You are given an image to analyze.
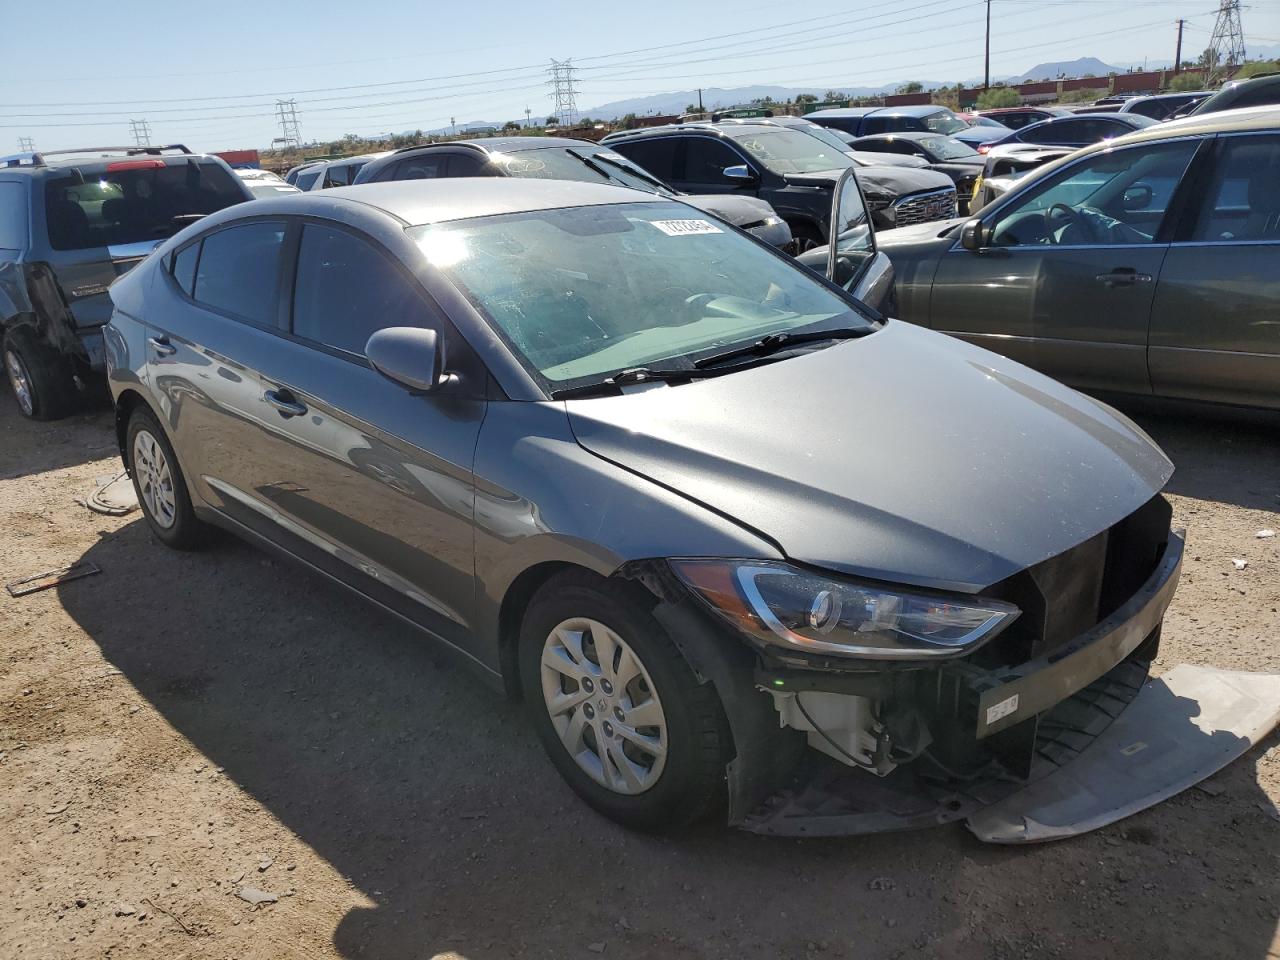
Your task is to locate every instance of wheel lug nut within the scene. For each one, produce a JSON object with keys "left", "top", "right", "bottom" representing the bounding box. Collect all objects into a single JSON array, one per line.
[
  {"left": 613, "top": 707, "right": 625, "bottom": 722},
  {"left": 601, "top": 680, "right": 613, "bottom": 695},
  {"left": 603, "top": 721, "right": 615, "bottom": 738},
  {"left": 583, "top": 703, "right": 595, "bottom": 719},
  {"left": 582, "top": 678, "right": 594, "bottom": 693}
]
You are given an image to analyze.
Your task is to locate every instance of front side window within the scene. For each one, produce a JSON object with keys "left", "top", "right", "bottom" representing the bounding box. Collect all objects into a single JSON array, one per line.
[
  {"left": 409, "top": 200, "right": 871, "bottom": 392},
  {"left": 723, "top": 129, "right": 854, "bottom": 175},
  {"left": 192, "top": 221, "right": 285, "bottom": 324},
  {"left": 43, "top": 160, "right": 247, "bottom": 251},
  {"left": 1190, "top": 134, "right": 1280, "bottom": 242},
  {"left": 988, "top": 140, "right": 1198, "bottom": 247},
  {"left": 681, "top": 138, "right": 747, "bottom": 185},
  {"left": 292, "top": 224, "right": 431, "bottom": 355}
]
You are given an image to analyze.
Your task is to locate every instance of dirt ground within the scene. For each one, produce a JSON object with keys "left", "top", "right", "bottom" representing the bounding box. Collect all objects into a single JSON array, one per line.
[{"left": 1, "top": 388, "right": 1277, "bottom": 960}]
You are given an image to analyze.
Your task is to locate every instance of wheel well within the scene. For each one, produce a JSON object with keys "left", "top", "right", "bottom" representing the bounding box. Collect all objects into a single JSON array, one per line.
[
  {"left": 497, "top": 561, "right": 602, "bottom": 700},
  {"left": 113, "top": 389, "right": 149, "bottom": 464}
]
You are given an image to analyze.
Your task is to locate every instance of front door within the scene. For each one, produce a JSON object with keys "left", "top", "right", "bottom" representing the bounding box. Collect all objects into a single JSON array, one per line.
[
  {"left": 669, "top": 136, "right": 755, "bottom": 196},
  {"left": 1149, "top": 132, "right": 1280, "bottom": 409},
  {"left": 929, "top": 138, "right": 1200, "bottom": 395}
]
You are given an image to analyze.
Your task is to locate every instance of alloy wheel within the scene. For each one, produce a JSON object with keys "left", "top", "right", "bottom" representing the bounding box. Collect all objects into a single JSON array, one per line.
[
  {"left": 4, "top": 348, "right": 33, "bottom": 416},
  {"left": 540, "top": 617, "right": 668, "bottom": 795},
  {"left": 132, "top": 429, "right": 177, "bottom": 529}
]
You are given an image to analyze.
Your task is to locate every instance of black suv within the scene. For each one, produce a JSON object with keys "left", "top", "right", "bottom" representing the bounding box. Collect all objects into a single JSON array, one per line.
[
  {"left": 0, "top": 145, "right": 251, "bottom": 418},
  {"left": 601, "top": 122, "right": 956, "bottom": 251},
  {"left": 352, "top": 136, "right": 792, "bottom": 250}
]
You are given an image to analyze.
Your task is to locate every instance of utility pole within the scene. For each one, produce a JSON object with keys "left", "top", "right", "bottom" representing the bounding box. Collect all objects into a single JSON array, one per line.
[
  {"left": 547, "top": 59, "right": 580, "bottom": 127},
  {"left": 274, "top": 99, "right": 302, "bottom": 150},
  {"left": 697, "top": 88, "right": 704, "bottom": 112},
  {"left": 450, "top": 117, "right": 456, "bottom": 136},
  {"left": 17, "top": 136, "right": 34, "bottom": 152},
  {"left": 1174, "top": 18, "right": 1185, "bottom": 72},
  {"left": 129, "top": 119, "right": 152, "bottom": 148},
  {"left": 524, "top": 106, "right": 532, "bottom": 128},
  {"left": 983, "top": 0, "right": 992, "bottom": 89}
]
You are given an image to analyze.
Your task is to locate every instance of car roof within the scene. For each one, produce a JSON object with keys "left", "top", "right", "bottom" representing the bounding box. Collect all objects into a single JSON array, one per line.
[
  {"left": 293, "top": 178, "right": 659, "bottom": 226},
  {"left": 602, "top": 121, "right": 777, "bottom": 141},
  {"left": 399, "top": 136, "right": 594, "bottom": 155},
  {"left": 854, "top": 131, "right": 949, "bottom": 142},
  {"left": 805, "top": 107, "right": 878, "bottom": 118},
  {"left": 0, "top": 145, "right": 218, "bottom": 174},
  {"left": 1134, "top": 103, "right": 1280, "bottom": 137},
  {"left": 867, "top": 105, "right": 950, "bottom": 117}
]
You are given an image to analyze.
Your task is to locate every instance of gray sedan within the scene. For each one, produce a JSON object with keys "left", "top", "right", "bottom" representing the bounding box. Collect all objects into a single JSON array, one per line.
[{"left": 105, "top": 178, "right": 1182, "bottom": 834}]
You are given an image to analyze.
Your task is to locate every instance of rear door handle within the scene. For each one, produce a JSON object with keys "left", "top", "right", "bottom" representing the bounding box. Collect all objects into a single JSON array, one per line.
[
  {"left": 1095, "top": 268, "right": 1152, "bottom": 287},
  {"left": 264, "top": 389, "right": 308, "bottom": 418},
  {"left": 147, "top": 336, "right": 177, "bottom": 357}
]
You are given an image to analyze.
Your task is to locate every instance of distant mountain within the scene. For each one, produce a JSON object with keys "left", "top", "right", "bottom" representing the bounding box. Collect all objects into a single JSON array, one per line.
[
  {"left": 577, "top": 84, "right": 904, "bottom": 120},
  {"left": 1011, "top": 58, "right": 1121, "bottom": 82}
]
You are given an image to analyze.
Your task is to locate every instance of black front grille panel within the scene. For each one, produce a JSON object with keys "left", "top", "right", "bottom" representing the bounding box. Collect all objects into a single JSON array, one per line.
[{"left": 968, "top": 494, "right": 1172, "bottom": 669}]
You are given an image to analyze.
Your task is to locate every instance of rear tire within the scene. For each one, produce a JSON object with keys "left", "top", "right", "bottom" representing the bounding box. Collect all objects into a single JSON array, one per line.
[
  {"left": 126, "top": 406, "right": 208, "bottom": 550},
  {"left": 518, "top": 571, "right": 731, "bottom": 831},
  {"left": 3, "top": 328, "right": 76, "bottom": 421}
]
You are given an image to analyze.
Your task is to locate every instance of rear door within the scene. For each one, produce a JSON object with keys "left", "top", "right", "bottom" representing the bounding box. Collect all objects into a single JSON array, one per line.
[
  {"left": 1148, "top": 132, "right": 1280, "bottom": 408},
  {"left": 929, "top": 137, "right": 1201, "bottom": 394}
]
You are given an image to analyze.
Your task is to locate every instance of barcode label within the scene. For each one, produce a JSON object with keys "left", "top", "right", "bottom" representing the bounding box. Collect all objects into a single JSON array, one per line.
[{"left": 651, "top": 219, "right": 723, "bottom": 236}]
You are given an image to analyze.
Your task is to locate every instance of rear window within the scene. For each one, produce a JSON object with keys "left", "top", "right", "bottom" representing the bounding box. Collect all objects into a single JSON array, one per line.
[
  {"left": 43, "top": 160, "right": 246, "bottom": 251},
  {"left": 192, "top": 221, "right": 285, "bottom": 325}
]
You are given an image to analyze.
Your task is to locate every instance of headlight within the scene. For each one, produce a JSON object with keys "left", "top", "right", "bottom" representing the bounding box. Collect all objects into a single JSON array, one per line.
[
  {"left": 670, "top": 560, "right": 1019, "bottom": 660},
  {"left": 865, "top": 196, "right": 892, "bottom": 212}
]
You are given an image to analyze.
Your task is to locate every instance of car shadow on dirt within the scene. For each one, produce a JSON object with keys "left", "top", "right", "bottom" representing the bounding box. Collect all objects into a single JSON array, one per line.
[
  {"left": 0, "top": 390, "right": 117, "bottom": 480},
  {"left": 1119, "top": 403, "right": 1280, "bottom": 513},
  {"left": 58, "top": 519, "right": 1280, "bottom": 960}
]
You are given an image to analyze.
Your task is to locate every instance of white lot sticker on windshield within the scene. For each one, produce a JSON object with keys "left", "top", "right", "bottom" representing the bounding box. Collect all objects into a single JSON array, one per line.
[{"left": 650, "top": 219, "right": 723, "bottom": 237}]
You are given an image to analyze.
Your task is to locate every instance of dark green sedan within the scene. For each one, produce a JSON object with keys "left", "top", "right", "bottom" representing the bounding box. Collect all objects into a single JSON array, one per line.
[{"left": 875, "top": 107, "right": 1280, "bottom": 410}]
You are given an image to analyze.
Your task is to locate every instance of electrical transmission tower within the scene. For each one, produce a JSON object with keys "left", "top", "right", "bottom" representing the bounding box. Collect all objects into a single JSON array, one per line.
[
  {"left": 275, "top": 99, "right": 303, "bottom": 149},
  {"left": 547, "top": 59, "right": 579, "bottom": 127},
  {"left": 129, "top": 119, "right": 152, "bottom": 147},
  {"left": 1204, "top": 0, "right": 1246, "bottom": 82},
  {"left": 17, "top": 136, "right": 35, "bottom": 152}
]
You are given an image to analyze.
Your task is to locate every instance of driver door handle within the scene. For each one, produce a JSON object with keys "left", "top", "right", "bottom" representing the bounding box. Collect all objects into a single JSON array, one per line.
[
  {"left": 147, "top": 336, "right": 177, "bottom": 357},
  {"left": 1095, "top": 268, "right": 1152, "bottom": 287},
  {"left": 264, "top": 389, "right": 308, "bottom": 418}
]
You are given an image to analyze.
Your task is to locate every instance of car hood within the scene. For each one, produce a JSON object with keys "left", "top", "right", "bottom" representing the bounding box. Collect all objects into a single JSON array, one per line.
[
  {"left": 853, "top": 165, "right": 956, "bottom": 198},
  {"left": 679, "top": 193, "right": 778, "bottom": 227},
  {"left": 849, "top": 151, "right": 930, "bottom": 169},
  {"left": 931, "top": 156, "right": 986, "bottom": 172},
  {"left": 565, "top": 321, "right": 1172, "bottom": 592}
]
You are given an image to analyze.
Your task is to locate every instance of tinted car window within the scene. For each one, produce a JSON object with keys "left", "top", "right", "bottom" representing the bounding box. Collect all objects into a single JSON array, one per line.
[
  {"left": 192, "top": 221, "right": 285, "bottom": 324},
  {"left": 295, "top": 170, "right": 322, "bottom": 191},
  {"left": 1232, "top": 85, "right": 1280, "bottom": 109},
  {"left": 448, "top": 153, "right": 488, "bottom": 176},
  {"left": 681, "top": 137, "right": 745, "bottom": 185},
  {"left": 1020, "top": 119, "right": 1084, "bottom": 144},
  {"left": 394, "top": 154, "right": 449, "bottom": 179},
  {"left": 44, "top": 160, "right": 246, "bottom": 251},
  {"left": 292, "top": 224, "right": 429, "bottom": 355},
  {"left": 171, "top": 241, "right": 199, "bottom": 296},
  {"left": 1192, "top": 135, "right": 1280, "bottom": 242},
  {"left": 0, "top": 181, "right": 25, "bottom": 250},
  {"left": 610, "top": 138, "right": 679, "bottom": 181}
]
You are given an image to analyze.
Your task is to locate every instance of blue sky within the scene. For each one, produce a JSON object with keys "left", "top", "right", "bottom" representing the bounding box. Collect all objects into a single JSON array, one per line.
[{"left": 6, "top": 0, "right": 1279, "bottom": 152}]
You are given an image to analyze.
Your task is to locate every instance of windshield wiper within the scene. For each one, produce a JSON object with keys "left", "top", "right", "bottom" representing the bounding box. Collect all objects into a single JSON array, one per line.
[
  {"left": 583, "top": 151, "right": 672, "bottom": 192},
  {"left": 692, "top": 326, "right": 869, "bottom": 369},
  {"left": 551, "top": 365, "right": 730, "bottom": 400}
]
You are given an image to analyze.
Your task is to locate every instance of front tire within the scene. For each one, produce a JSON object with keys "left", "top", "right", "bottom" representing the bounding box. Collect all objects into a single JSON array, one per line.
[
  {"left": 519, "top": 572, "right": 731, "bottom": 831},
  {"left": 126, "top": 406, "right": 207, "bottom": 550},
  {"left": 3, "top": 328, "right": 76, "bottom": 420}
]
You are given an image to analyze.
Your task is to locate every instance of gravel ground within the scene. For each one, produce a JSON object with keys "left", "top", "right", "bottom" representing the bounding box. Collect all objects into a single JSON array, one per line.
[{"left": 1, "top": 390, "right": 1277, "bottom": 960}]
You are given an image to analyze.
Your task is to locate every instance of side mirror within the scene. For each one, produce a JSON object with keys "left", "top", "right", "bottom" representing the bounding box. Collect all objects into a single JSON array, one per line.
[
  {"left": 1123, "top": 183, "right": 1153, "bottom": 211},
  {"left": 959, "top": 217, "right": 987, "bottom": 251},
  {"left": 366, "top": 327, "right": 445, "bottom": 393},
  {"left": 722, "top": 164, "right": 755, "bottom": 182}
]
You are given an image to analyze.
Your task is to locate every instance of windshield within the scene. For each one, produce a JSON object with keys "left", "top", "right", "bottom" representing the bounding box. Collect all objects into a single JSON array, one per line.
[
  {"left": 247, "top": 182, "right": 300, "bottom": 199},
  {"left": 787, "top": 122, "right": 857, "bottom": 155},
  {"left": 921, "top": 111, "right": 968, "bottom": 135},
  {"left": 44, "top": 160, "right": 246, "bottom": 251},
  {"left": 408, "top": 200, "right": 869, "bottom": 392},
  {"left": 919, "top": 135, "right": 979, "bottom": 160},
  {"left": 723, "top": 129, "right": 855, "bottom": 175},
  {"left": 489, "top": 148, "right": 670, "bottom": 193}
]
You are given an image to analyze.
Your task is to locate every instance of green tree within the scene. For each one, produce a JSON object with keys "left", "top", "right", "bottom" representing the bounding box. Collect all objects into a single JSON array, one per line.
[
  {"left": 896, "top": 81, "right": 924, "bottom": 95},
  {"left": 976, "top": 87, "right": 1020, "bottom": 109},
  {"left": 546, "top": 116, "right": 559, "bottom": 125},
  {"left": 1059, "top": 87, "right": 1109, "bottom": 104},
  {"left": 823, "top": 90, "right": 847, "bottom": 101},
  {"left": 1167, "top": 72, "right": 1205, "bottom": 91},
  {"left": 502, "top": 120, "right": 521, "bottom": 132},
  {"left": 795, "top": 93, "right": 818, "bottom": 104},
  {"left": 621, "top": 112, "right": 639, "bottom": 129}
]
